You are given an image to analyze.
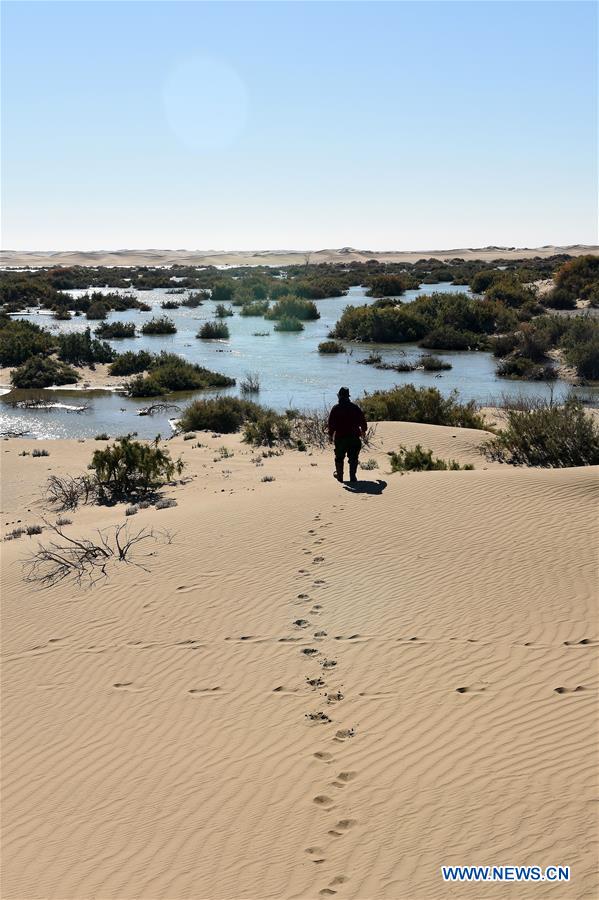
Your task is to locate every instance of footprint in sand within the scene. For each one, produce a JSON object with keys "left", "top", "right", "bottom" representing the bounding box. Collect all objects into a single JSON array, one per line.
[
  {"left": 113, "top": 682, "right": 133, "bottom": 688},
  {"left": 306, "top": 711, "right": 332, "bottom": 724},
  {"left": 293, "top": 619, "right": 310, "bottom": 628},
  {"left": 314, "top": 751, "right": 334, "bottom": 762},
  {"left": 302, "top": 648, "right": 320, "bottom": 656},
  {"left": 189, "top": 686, "right": 222, "bottom": 695},
  {"left": 320, "top": 658, "right": 337, "bottom": 669},
  {"left": 314, "top": 630, "right": 328, "bottom": 638},
  {"left": 330, "top": 876, "right": 349, "bottom": 887},
  {"left": 326, "top": 691, "right": 344, "bottom": 703},
  {"left": 455, "top": 686, "right": 485, "bottom": 694},
  {"left": 313, "top": 795, "right": 334, "bottom": 807},
  {"left": 307, "top": 676, "right": 325, "bottom": 688},
  {"left": 297, "top": 593, "right": 310, "bottom": 600},
  {"left": 554, "top": 685, "right": 587, "bottom": 694},
  {"left": 564, "top": 638, "right": 597, "bottom": 646},
  {"left": 319, "top": 890, "right": 336, "bottom": 897},
  {"left": 313, "top": 556, "right": 325, "bottom": 564},
  {"left": 305, "top": 848, "right": 326, "bottom": 863},
  {"left": 334, "top": 728, "right": 355, "bottom": 742},
  {"left": 337, "top": 771, "right": 357, "bottom": 782}
]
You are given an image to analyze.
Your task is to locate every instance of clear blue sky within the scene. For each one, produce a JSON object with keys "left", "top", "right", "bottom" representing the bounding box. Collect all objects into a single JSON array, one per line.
[{"left": 2, "top": 1, "right": 597, "bottom": 251}]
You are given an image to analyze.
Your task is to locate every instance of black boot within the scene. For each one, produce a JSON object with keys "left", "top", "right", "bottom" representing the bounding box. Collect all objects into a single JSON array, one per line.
[
  {"left": 348, "top": 463, "right": 358, "bottom": 483},
  {"left": 334, "top": 460, "right": 344, "bottom": 482}
]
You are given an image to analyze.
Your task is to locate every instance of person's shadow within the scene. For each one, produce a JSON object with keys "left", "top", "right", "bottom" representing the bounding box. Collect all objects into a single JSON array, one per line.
[{"left": 343, "top": 479, "right": 387, "bottom": 495}]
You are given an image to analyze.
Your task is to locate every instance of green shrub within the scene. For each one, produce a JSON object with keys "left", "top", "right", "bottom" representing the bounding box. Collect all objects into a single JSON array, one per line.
[
  {"left": 274, "top": 317, "right": 304, "bottom": 332},
  {"left": 318, "top": 340, "right": 345, "bottom": 354},
  {"left": 109, "top": 350, "right": 154, "bottom": 376},
  {"left": 333, "top": 305, "right": 427, "bottom": 342},
  {"left": 160, "top": 300, "right": 180, "bottom": 310},
  {"left": 417, "top": 354, "right": 452, "bottom": 371},
  {"left": 496, "top": 356, "right": 557, "bottom": 381},
  {"left": 390, "top": 444, "right": 473, "bottom": 472},
  {"left": 198, "top": 320, "right": 230, "bottom": 339},
  {"left": 419, "top": 327, "right": 486, "bottom": 350},
  {"left": 125, "top": 353, "right": 234, "bottom": 396},
  {"left": 563, "top": 338, "right": 599, "bottom": 380},
  {"left": 215, "top": 303, "right": 234, "bottom": 318},
  {"left": 211, "top": 281, "right": 235, "bottom": 303},
  {"left": 554, "top": 255, "right": 599, "bottom": 303},
  {"left": 266, "top": 295, "right": 319, "bottom": 321},
  {"left": 485, "top": 277, "right": 535, "bottom": 308},
  {"left": 85, "top": 301, "right": 109, "bottom": 320},
  {"left": 544, "top": 288, "right": 577, "bottom": 310},
  {"left": 240, "top": 300, "right": 270, "bottom": 316},
  {"left": 141, "top": 316, "right": 177, "bottom": 335},
  {"left": 95, "top": 321, "right": 136, "bottom": 339},
  {"left": 485, "top": 399, "right": 599, "bottom": 467},
  {"left": 11, "top": 355, "right": 79, "bottom": 388},
  {"left": 0, "top": 319, "right": 56, "bottom": 366},
  {"left": 243, "top": 411, "right": 293, "bottom": 447},
  {"left": 57, "top": 328, "right": 116, "bottom": 365},
  {"left": 361, "top": 384, "right": 484, "bottom": 429},
  {"left": 366, "top": 274, "right": 419, "bottom": 296},
  {"left": 181, "top": 291, "right": 207, "bottom": 307},
  {"left": 90, "top": 436, "right": 184, "bottom": 500},
  {"left": 179, "top": 396, "right": 263, "bottom": 433}
]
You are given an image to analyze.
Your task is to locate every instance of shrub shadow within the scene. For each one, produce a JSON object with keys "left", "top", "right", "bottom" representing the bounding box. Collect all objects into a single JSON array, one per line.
[{"left": 343, "top": 479, "right": 387, "bottom": 495}]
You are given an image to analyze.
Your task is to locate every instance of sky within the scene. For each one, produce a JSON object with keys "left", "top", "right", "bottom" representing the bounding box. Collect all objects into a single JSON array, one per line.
[{"left": 1, "top": 0, "right": 597, "bottom": 251}]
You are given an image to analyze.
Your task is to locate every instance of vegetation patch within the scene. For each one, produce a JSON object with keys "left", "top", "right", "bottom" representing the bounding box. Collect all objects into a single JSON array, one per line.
[
  {"left": 198, "top": 320, "right": 230, "bottom": 339},
  {"left": 361, "top": 384, "right": 484, "bottom": 429},
  {"left": 318, "top": 340, "right": 345, "bottom": 353},
  {"left": 95, "top": 321, "right": 136, "bottom": 339},
  {"left": 141, "top": 316, "right": 177, "bottom": 335},
  {"left": 11, "top": 355, "right": 80, "bottom": 388},
  {"left": 389, "top": 444, "right": 473, "bottom": 472},
  {"left": 484, "top": 398, "right": 599, "bottom": 467}
]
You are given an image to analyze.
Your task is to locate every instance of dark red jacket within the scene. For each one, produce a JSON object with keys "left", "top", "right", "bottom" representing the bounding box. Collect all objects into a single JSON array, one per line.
[{"left": 328, "top": 400, "right": 367, "bottom": 440}]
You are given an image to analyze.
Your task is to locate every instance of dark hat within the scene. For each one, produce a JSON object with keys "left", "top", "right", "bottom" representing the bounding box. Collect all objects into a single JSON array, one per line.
[{"left": 337, "top": 386, "right": 350, "bottom": 399}]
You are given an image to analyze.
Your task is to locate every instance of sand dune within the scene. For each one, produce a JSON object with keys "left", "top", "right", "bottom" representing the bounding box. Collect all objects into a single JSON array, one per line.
[
  {"left": 1, "top": 245, "right": 598, "bottom": 269},
  {"left": 1, "top": 423, "right": 597, "bottom": 899}
]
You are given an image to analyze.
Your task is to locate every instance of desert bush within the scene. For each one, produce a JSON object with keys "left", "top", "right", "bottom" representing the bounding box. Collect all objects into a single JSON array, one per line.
[
  {"left": 215, "top": 303, "right": 234, "bottom": 318},
  {"left": 198, "top": 320, "right": 230, "bottom": 339},
  {"left": 109, "top": 350, "right": 154, "bottom": 376},
  {"left": 544, "top": 287, "right": 577, "bottom": 310},
  {"left": 274, "top": 316, "right": 304, "bottom": 332},
  {"left": 211, "top": 281, "right": 235, "bottom": 303},
  {"left": 95, "top": 321, "right": 136, "bottom": 339},
  {"left": 243, "top": 411, "right": 293, "bottom": 447},
  {"left": 26, "top": 524, "right": 44, "bottom": 535},
  {"left": 126, "top": 353, "right": 234, "bottom": 396},
  {"left": 155, "top": 498, "right": 177, "bottom": 509},
  {"left": 485, "top": 276, "right": 535, "bottom": 308},
  {"left": 44, "top": 474, "right": 96, "bottom": 510},
  {"left": 332, "top": 304, "right": 426, "bottom": 342},
  {"left": 484, "top": 398, "right": 599, "bottom": 467},
  {"left": 366, "top": 274, "right": 419, "bottom": 296},
  {"left": 266, "top": 296, "right": 319, "bottom": 321},
  {"left": 418, "top": 327, "right": 487, "bottom": 351},
  {"left": 240, "top": 300, "right": 270, "bottom": 316},
  {"left": 90, "top": 436, "right": 184, "bottom": 501},
  {"left": 553, "top": 255, "right": 599, "bottom": 303},
  {"left": 180, "top": 291, "right": 207, "bottom": 307},
  {"left": 85, "top": 300, "right": 108, "bottom": 320},
  {"left": 318, "top": 340, "right": 345, "bottom": 353},
  {"left": 417, "top": 354, "right": 452, "bottom": 371},
  {"left": 141, "top": 316, "right": 177, "bottom": 335},
  {"left": 160, "top": 300, "right": 180, "bottom": 310},
  {"left": 496, "top": 357, "right": 557, "bottom": 381},
  {"left": 360, "top": 458, "right": 379, "bottom": 470},
  {"left": 240, "top": 372, "right": 261, "bottom": 395},
  {"left": 359, "top": 351, "right": 383, "bottom": 366},
  {"left": 389, "top": 444, "right": 473, "bottom": 472},
  {"left": 11, "top": 356, "right": 80, "bottom": 388},
  {"left": 179, "top": 396, "right": 263, "bottom": 433},
  {"left": 24, "top": 521, "right": 166, "bottom": 587},
  {"left": 95, "top": 433, "right": 109, "bottom": 440},
  {"left": 563, "top": 340, "right": 599, "bottom": 380},
  {"left": 261, "top": 475, "right": 276, "bottom": 482},
  {"left": 0, "top": 318, "right": 56, "bottom": 366},
  {"left": 125, "top": 505, "right": 138, "bottom": 516},
  {"left": 361, "top": 384, "right": 484, "bottom": 428},
  {"left": 6, "top": 527, "right": 25, "bottom": 540},
  {"left": 57, "top": 328, "right": 115, "bottom": 365},
  {"left": 32, "top": 448, "right": 50, "bottom": 457}
]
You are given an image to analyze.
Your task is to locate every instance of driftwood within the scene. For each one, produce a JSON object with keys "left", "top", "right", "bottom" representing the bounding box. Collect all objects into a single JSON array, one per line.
[{"left": 137, "top": 402, "right": 181, "bottom": 417}]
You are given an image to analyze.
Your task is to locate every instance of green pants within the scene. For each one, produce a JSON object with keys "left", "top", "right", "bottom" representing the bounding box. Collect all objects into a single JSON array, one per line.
[{"left": 334, "top": 435, "right": 361, "bottom": 473}]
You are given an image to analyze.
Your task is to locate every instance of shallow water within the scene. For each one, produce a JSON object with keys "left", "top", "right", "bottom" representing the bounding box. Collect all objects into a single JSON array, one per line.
[{"left": 2, "top": 283, "right": 597, "bottom": 439}]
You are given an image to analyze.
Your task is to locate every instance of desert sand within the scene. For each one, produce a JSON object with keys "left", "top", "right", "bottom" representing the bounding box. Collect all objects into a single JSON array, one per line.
[
  {"left": 1, "top": 245, "right": 598, "bottom": 269},
  {"left": 1, "top": 422, "right": 598, "bottom": 899}
]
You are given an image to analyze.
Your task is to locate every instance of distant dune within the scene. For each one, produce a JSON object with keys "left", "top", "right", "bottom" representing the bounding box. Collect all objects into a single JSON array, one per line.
[{"left": 1, "top": 244, "right": 598, "bottom": 268}]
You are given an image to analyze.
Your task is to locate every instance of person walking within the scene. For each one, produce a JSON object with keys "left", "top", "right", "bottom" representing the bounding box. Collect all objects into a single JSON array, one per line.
[{"left": 327, "top": 387, "right": 367, "bottom": 483}]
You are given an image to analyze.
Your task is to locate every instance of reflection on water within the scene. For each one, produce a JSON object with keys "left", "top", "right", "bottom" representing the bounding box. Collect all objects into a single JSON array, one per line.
[{"left": 2, "top": 284, "right": 597, "bottom": 439}]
